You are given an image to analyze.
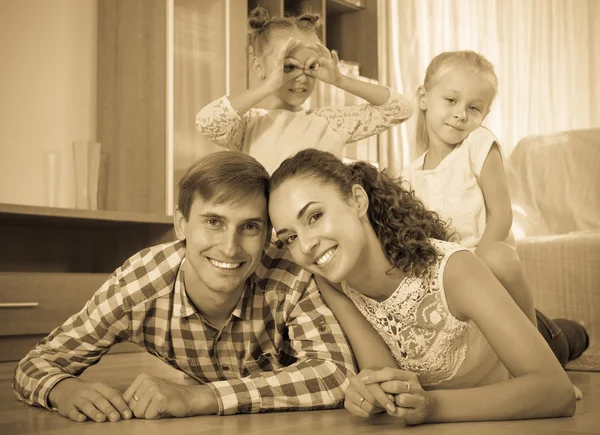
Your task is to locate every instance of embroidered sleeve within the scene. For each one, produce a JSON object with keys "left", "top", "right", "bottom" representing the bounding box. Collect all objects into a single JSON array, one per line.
[
  {"left": 313, "top": 89, "right": 413, "bottom": 143},
  {"left": 195, "top": 96, "right": 249, "bottom": 151}
]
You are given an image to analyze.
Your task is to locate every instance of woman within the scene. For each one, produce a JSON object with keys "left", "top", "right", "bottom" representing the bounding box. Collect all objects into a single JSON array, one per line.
[{"left": 268, "top": 149, "right": 581, "bottom": 425}]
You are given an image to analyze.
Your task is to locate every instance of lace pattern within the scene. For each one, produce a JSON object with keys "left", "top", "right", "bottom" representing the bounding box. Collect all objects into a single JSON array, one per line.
[
  {"left": 342, "top": 239, "right": 470, "bottom": 386},
  {"left": 195, "top": 96, "right": 248, "bottom": 151},
  {"left": 314, "top": 91, "right": 413, "bottom": 143}
]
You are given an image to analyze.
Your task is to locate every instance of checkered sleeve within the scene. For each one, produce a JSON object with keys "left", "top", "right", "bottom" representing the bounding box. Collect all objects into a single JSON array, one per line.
[
  {"left": 12, "top": 271, "right": 130, "bottom": 410},
  {"left": 208, "top": 276, "right": 356, "bottom": 415}
]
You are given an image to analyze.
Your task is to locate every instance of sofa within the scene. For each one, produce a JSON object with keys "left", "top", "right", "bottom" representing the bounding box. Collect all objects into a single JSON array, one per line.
[{"left": 506, "top": 128, "right": 600, "bottom": 368}]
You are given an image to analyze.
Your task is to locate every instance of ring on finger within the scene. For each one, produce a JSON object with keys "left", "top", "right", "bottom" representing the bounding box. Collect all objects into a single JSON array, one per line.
[
  {"left": 359, "top": 396, "right": 365, "bottom": 408},
  {"left": 132, "top": 393, "right": 140, "bottom": 402},
  {"left": 403, "top": 381, "right": 411, "bottom": 394}
]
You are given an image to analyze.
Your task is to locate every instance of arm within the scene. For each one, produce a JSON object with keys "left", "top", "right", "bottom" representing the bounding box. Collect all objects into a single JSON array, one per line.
[
  {"left": 426, "top": 251, "right": 575, "bottom": 422},
  {"left": 195, "top": 96, "right": 248, "bottom": 151},
  {"left": 476, "top": 143, "right": 513, "bottom": 252},
  {"left": 192, "top": 278, "right": 356, "bottom": 415},
  {"left": 13, "top": 272, "right": 133, "bottom": 422},
  {"left": 306, "top": 43, "right": 412, "bottom": 143},
  {"left": 196, "top": 38, "right": 304, "bottom": 149}
]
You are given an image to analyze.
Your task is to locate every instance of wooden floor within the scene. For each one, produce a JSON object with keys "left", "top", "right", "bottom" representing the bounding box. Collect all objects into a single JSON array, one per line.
[{"left": 1, "top": 352, "right": 599, "bottom": 435}]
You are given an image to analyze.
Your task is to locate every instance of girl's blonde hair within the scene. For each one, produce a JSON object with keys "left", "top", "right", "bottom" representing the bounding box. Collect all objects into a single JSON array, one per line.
[
  {"left": 248, "top": 7, "right": 321, "bottom": 58},
  {"left": 415, "top": 50, "right": 498, "bottom": 155}
]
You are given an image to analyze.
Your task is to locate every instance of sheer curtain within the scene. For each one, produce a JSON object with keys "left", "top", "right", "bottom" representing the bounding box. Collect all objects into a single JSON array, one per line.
[{"left": 378, "top": 0, "right": 600, "bottom": 175}]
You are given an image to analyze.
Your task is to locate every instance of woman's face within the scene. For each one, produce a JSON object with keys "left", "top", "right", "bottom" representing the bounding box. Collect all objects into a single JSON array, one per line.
[{"left": 268, "top": 176, "right": 368, "bottom": 283}]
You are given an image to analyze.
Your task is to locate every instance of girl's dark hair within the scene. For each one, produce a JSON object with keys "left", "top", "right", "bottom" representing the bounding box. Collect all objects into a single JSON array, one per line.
[
  {"left": 270, "top": 149, "right": 454, "bottom": 278},
  {"left": 248, "top": 6, "right": 321, "bottom": 57}
]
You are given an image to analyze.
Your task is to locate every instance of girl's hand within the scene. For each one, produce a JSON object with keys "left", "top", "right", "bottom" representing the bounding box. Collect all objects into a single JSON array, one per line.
[
  {"left": 264, "top": 37, "right": 304, "bottom": 91},
  {"left": 363, "top": 368, "right": 433, "bottom": 426},
  {"left": 303, "top": 42, "right": 343, "bottom": 86},
  {"left": 344, "top": 369, "right": 397, "bottom": 417}
]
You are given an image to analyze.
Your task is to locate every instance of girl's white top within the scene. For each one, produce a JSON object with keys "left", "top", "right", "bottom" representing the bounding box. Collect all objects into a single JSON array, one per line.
[
  {"left": 342, "top": 238, "right": 511, "bottom": 389},
  {"left": 196, "top": 91, "right": 412, "bottom": 174},
  {"left": 403, "top": 127, "right": 502, "bottom": 249}
]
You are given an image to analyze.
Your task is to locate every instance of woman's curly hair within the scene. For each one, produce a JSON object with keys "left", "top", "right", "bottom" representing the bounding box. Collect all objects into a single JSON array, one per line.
[{"left": 270, "top": 149, "right": 455, "bottom": 278}]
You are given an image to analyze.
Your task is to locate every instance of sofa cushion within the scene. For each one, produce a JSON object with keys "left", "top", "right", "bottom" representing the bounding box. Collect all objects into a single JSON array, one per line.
[{"left": 507, "top": 128, "right": 600, "bottom": 236}]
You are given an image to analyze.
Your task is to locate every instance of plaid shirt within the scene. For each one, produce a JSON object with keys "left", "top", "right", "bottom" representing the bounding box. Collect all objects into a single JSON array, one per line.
[{"left": 13, "top": 241, "right": 355, "bottom": 415}]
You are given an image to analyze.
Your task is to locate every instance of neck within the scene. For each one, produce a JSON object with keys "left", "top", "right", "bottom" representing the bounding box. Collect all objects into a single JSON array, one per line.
[
  {"left": 182, "top": 263, "right": 245, "bottom": 328},
  {"left": 344, "top": 221, "right": 407, "bottom": 302}
]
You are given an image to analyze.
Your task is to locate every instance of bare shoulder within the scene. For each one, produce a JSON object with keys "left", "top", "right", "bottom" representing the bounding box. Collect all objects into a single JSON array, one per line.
[{"left": 442, "top": 250, "right": 493, "bottom": 321}]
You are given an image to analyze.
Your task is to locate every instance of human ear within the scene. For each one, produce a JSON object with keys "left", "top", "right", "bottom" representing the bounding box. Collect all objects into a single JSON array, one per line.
[
  {"left": 417, "top": 86, "right": 427, "bottom": 110},
  {"left": 351, "top": 184, "right": 369, "bottom": 218},
  {"left": 252, "top": 56, "right": 265, "bottom": 79},
  {"left": 174, "top": 208, "right": 187, "bottom": 241}
]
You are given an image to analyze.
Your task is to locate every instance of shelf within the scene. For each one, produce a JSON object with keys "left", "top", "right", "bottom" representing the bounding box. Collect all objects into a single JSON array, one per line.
[
  {"left": 0, "top": 203, "right": 174, "bottom": 228},
  {"left": 327, "top": 0, "right": 364, "bottom": 16}
]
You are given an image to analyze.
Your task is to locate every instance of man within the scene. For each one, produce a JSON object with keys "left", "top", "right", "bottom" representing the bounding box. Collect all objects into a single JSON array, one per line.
[{"left": 13, "top": 152, "right": 355, "bottom": 422}]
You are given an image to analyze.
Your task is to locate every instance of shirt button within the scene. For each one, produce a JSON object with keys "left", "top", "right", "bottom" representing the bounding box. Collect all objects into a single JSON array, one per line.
[{"left": 221, "top": 365, "right": 230, "bottom": 371}]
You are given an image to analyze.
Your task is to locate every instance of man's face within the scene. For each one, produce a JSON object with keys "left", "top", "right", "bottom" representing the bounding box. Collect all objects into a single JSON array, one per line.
[{"left": 175, "top": 193, "right": 269, "bottom": 302}]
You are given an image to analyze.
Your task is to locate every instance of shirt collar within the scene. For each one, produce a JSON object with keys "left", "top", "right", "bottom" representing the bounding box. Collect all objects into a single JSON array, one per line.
[{"left": 175, "top": 258, "right": 258, "bottom": 321}]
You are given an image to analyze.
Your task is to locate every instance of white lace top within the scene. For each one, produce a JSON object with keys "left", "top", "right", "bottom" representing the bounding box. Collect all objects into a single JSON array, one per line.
[
  {"left": 341, "top": 239, "right": 511, "bottom": 388},
  {"left": 195, "top": 91, "right": 412, "bottom": 174}
]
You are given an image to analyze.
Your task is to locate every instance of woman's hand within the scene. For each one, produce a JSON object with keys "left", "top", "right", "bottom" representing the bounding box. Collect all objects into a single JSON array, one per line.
[
  {"left": 344, "top": 369, "right": 397, "bottom": 417},
  {"left": 363, "top": 368, "right": 434, "bottom": 426},
  {"left": 303, "top": 42, "right": 343, "bottom": 86}
]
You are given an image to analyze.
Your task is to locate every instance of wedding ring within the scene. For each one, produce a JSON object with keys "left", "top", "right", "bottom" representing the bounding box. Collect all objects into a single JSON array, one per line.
[
  {"left": 359, "top": 397, "right": 365, "bottom": 408},
  {"left": 132, "top": 393, "right": 140, "bottom": 402},
  {"left": 404, "top": 381, "right": 411, "bottom": 394}
]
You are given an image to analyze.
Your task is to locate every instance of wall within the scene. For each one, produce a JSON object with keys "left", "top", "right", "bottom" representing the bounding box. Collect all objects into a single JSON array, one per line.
[{"left": 0, "top": 0, "right": 97, "bottom": 208}]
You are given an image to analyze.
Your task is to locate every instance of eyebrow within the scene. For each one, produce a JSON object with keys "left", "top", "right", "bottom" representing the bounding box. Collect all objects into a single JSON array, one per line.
[
  {"left": 275, "top": 201, "right": 322, "bottom": 237},
  {"left": 199, "top": 213, "right": 266, "bottom": 225}
]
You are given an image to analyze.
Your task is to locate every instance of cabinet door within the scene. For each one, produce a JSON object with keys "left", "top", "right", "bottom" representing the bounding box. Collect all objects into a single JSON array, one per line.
[{"left": 168, "top": 0, "right": 248, "bottom": 213}]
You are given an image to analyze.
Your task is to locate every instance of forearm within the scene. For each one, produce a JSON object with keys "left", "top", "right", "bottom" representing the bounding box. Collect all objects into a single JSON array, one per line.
[
  {"left": 425, "top": 373, "right": 575, "bottom": 423},
  {"left": 207, "top": 360, "right": 350, "bottom": 415},
  {"left": 334, "top": 74, "right": 391, "bottom": 106},
  {"left": 478, "top": 211, "right": 513, "bottom": 250},
  {"left": 14, "top": 353, "right": 76, "bottom": 409},
  {"left": 228, "top": 83, "right": 276, "bottom": 116}
]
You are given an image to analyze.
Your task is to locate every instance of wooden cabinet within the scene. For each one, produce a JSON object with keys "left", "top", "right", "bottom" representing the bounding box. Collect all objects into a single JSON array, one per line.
[
  {"left": 0, "top": 203, "right": 174, "bottom": 361},
  {"left": 248, "top": 0, "right": 378, "bottom": 80},
  {"left": 97, "top": 0, "right": 248, "bottom": 216}
]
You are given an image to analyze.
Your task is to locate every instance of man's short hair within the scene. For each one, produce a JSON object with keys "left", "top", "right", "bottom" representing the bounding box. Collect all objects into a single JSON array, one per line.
[{"left": 177, "top": 151, "right": 270, "bottom": 221}]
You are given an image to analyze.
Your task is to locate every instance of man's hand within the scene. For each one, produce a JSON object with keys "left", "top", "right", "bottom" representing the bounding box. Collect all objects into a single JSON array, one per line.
[
  {"left": 123, "top": 373, "right": 219, "bottom": 419},
  {"left": 48, "top": 378, "right": 132, "bottom": 423}
]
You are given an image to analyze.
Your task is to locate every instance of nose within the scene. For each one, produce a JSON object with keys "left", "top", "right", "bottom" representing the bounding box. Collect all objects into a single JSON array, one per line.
[
  {"left": 454, "top": 107, "right": 467, "bottom": 121},
  {"left": 299, "top": 232, "right": 319, "bottom": 256},
  {"left": 221, "top": 228, "right": 242, "bottom": 258},
  {"left": 295, "top": 72, "right": 307, "bottom": 83}
]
